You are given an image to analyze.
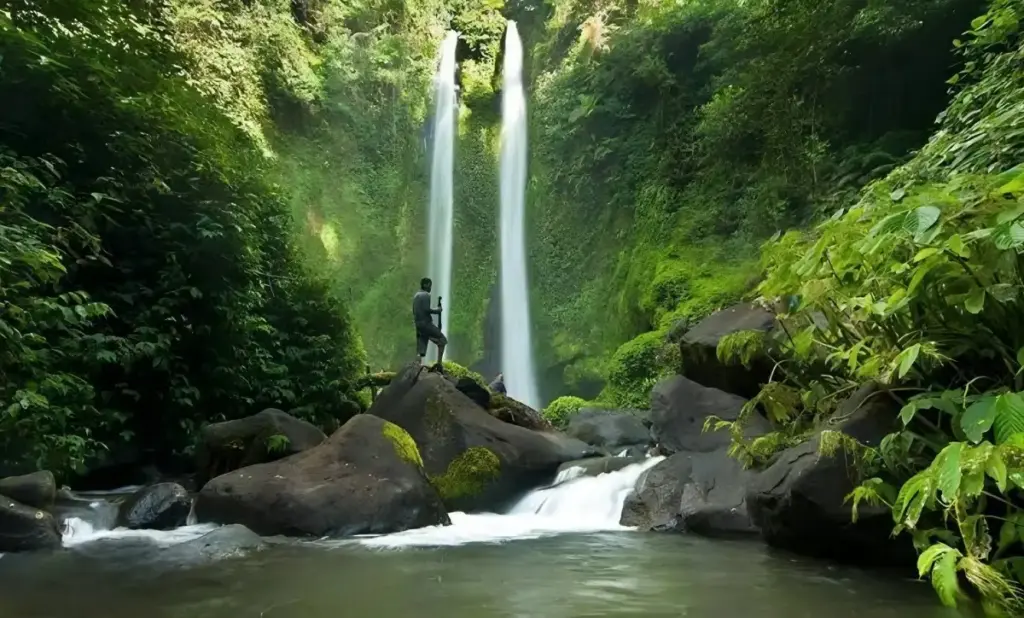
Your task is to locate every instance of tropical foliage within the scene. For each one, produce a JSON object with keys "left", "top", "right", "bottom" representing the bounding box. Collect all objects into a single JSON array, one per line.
[
  {"left": 710, "top": 2, "right": 1024, "bottom": 612},
  {"left": 0, "top": 0, "right": 365, "bottom": 478}
]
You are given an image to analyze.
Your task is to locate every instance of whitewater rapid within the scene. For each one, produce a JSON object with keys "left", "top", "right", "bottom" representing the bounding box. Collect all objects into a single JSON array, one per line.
[
  {"left": 58, "top": 456, "right": 663, "bottom": 550},
  {"left": 357, "top": 456, "right": 663, "bottom": 548}
]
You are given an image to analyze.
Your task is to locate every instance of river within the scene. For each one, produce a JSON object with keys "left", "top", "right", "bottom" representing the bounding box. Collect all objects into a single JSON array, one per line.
[{"left": 0, "top": 460, "right": 957, "bottom": 618}]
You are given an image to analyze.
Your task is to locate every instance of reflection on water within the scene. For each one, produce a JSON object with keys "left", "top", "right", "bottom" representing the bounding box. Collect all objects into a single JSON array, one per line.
[{"left": 0, "top": 532, "right": 959, "bottom": 618}]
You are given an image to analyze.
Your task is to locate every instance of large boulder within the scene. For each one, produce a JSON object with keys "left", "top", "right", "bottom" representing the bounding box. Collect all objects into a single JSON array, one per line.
[
  {"left": 195, "top": 408, "right": 327, "bottom": 487},
  {"left": 117, "top": 482, "right": 191, "bottom": 530},
  {"left": 194, "top": 414, "right": 450, "bottom": 537},
  {"left": 620, "top": 450, "right": 757, "bottom": 536},
  {"left": 489, "top": 394, "right": 553, "bottom": 431},
  {"left": 679, "top": 303, "right": 776, "bottom": 398},
  {"left": 650, "top": 375, "right": 770, "bottom": 455},
  {"left": 66, "top": 524, "right": 265, "bottom": 569},
  {"left": 453, "top": 376, "right": 491, "bottom": 409},
  {"left": 565, "top": 408, "right": 651, "bottom": 452},
  {"left": 367, "top": 364, "right": 596, "bottom": 511},
  {"left": 0, "top": 495, "right": 62, "bottom": 552},
  {"left": 745, "top": 382, "right": 913, "bottom": 566},
  {"left": 0, "top": 471, "right": 55, "bottom": 510}
]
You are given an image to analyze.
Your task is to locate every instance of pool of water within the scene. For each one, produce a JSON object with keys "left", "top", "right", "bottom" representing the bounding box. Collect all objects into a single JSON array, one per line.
[{"left": 0, "top": 529, "right": 957, "bottom": 618}]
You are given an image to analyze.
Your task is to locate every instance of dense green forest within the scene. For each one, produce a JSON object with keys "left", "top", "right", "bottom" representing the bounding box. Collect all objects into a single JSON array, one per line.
[{"left": 4, "top": 0, "right": 1024, "bottom": 612}]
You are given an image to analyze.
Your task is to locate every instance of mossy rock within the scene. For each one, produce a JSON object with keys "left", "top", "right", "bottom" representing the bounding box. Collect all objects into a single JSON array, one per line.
[
  {"left": 429, "top": 447, "right": 500, "bottom": 503},
  {"left": 366, "top": 363, "right": 596, "bottom": 512},
  {"left": 382, "top": 421, "right": 423, "bottom": 468},
  {"left": 542, "top": 396, "right": 588, "bottom": 427}
]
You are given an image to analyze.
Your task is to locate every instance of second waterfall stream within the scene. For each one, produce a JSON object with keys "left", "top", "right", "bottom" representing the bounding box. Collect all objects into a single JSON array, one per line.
[{"left": 499, "top": 20, "right": 541, "bottom": 410}]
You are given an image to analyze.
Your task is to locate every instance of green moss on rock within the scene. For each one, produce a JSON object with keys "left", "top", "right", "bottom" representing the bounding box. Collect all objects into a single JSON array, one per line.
[
  {"left": 382, "top": 421, "right": 423, "bottom": 468},
  {"left": 429, "top": 447, "right": 500, "bottom": 503},
  {"left": 442, "top": 361, "right": 487, "bottom": 387},
  {"left": 542, "top": 396, "right": 588, "bottom": 427}
]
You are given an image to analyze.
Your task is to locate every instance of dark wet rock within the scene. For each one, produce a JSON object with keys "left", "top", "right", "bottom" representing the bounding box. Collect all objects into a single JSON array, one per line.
[
  {"left": 195, "top": 408, "right": 326, "bottom": 487},
  {"left": 0, "top": 495, "right": 62, "bottom": 552},
  {"left": 679, "top": 303, "right": 776, "bottom": 398},
  {"left": 650, "top": 376, "right": 770, "bottom": 455},
  {"left": 0, "top": 471, "right": 56, "bottom": 510},
  {"left": 67, "top": 524, "right": 265, "bottom": 569},
  {"left": 620, "top": 451, "right": 757, "bottom": 536},
  {"left": 194, "top": 414, "right": 450, "bottom": 537},
  {"left": 565, "top": 408, "right": 651, "bottom": 451},
  {"left": 117, "top": 483, "right": 191, "bottom": 530},
  {"left": 745, "top": 382, "right": 914, "bottom": 567},
  {"left": 454, "top": 376, "right": 491, "bottom": 409},
  {"left": 489, "top": 394, "right": 553, "bottom": 431},
  {"left": 556, "top": 456, "right": 648, "bottom": 480},
  {"left": 368, "top": 364, "right": 596, "bottom": 511}
]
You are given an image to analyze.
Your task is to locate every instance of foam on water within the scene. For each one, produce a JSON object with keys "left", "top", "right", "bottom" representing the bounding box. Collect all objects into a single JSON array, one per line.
[
  {"left": 358, "top": 456, "right": 663, "bottom": 549},
  {"left": 61, "top": 516, "right": 218, "bottom": 547}
]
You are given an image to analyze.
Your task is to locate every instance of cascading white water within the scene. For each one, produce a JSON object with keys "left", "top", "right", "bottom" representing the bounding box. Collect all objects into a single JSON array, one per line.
[
  {"left": 498, "top": 21, "right": 540, "bottom": 409},
  {"left": 359, "top": 456, "right": 664, "bottom": 548},
  {"left": 425, "top": 31, "right": 460, "bottom": 363}
]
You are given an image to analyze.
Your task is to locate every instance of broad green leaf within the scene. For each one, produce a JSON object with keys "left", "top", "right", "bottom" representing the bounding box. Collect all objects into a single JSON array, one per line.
[
  {"left": 998, "top": 514, "right": 1024, "bottom": 553},
  {"left": 908, "top": 261, "right": 936, "bottom": 293},
  {"left": 890, "top": 187, "right": 907, "bottom": 202},
  {"left": 986, "top": 450, "right": 1008, "bottom": 492},
  {"left": 931, "top": 549, "right": 962, "bottom": 608},
  {"left": 913, "top": 247, "right": 940, "bottom": 262},
  {"left": 964, "top": 288, "right": 985, "bottom": 314},
  {"left": 988, "top": 283, "right": 1018, "bottom": 303},
  {"left": 996, "top": 203, "right": 1024, "bottom": 224},
  {"left": 992, "top": 222, "right": 1024, "bottom": 250},
  {"left": 917, "top": 542, "right": 955, "bottom": 578},
  {"left": 961, "top": 397, "right": 996, "bottom": 443},
  {"left": 997, "top": 171, "right": 1024, "bottom": 195},
  {"left": 896, "top": 344, "right": 921, "bottom": 379},
  {"left": 900, "top": 400, "right": 921, "bottom": 426},
  {"left": 993, "top": 392, "right": 1024, "bottom": 444},
  {"left": 946, "top": 234, "right": 969, "bottom": 258},
  {"left": 936, "top": 442, "right": 963, "bottom": 501},
  {"left": 911, "top": 206, "right": 941, "bottom": 236}
]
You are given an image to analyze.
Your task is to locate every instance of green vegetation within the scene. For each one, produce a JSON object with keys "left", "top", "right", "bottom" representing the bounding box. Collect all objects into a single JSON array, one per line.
[
  {"left": 542, "top": 396, "right": 588, "bottom": 426},
  {"left": 6, "top": 0, "right": 1024, "bottom": 610},
  {"left": 442, "top": 361, "right": 488, "bottom": 387},
  {"left": 703, "top": 1, "right": 1024, "bottom": 612},
  {"left": 1, "top": 0, "right": 366, "bottom": 479},
  {"left": 512, "top": 0, "right": 976, "bottom": 404},
  {"left": 429, "top": 446, "right": 501, "bottom": 503},
  {"left": 382, "top": 421, "right": 425, "bottom": 468}
]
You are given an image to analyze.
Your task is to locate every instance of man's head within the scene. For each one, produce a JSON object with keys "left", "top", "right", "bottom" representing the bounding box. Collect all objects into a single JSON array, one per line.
[{"left": 420, "top": 277, "right": 432, "bottom": 292}]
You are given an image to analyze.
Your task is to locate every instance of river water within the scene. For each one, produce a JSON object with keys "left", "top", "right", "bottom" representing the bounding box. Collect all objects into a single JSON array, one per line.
[{"left": 0, "top": 460, "right": 957, "bottom": 618}]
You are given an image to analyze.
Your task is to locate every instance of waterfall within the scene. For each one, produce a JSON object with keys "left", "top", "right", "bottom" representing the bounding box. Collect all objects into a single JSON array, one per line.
[
  {"left": 359, "top": 456, "right": 665, "bottom": 548},
  {"left": 426, "top": 31, "right": 459, "bottom": 362},
  {"left": 498, "top": 21, "right": 540, "bottom": 409}
]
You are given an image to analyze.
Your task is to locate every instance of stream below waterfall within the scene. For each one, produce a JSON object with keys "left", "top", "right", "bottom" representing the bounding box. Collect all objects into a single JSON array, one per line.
[{"left": 0, "top": 459, "right": 958, "bottom": 618}]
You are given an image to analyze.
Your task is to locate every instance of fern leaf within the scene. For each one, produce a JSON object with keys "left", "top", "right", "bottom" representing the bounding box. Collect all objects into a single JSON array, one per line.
[{"left": 993, "top": 392, "right": 1024, "bottom": 444}]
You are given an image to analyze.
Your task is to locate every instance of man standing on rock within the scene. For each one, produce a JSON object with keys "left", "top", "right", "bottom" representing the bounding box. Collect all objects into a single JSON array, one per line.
[{"left": 413, "top": 277, "right": 447, "bottom": 370}]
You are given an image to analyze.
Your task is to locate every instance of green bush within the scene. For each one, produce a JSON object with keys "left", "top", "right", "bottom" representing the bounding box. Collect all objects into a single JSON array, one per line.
[
  {"left": 0, "top": 2, "right": 364, "bottom": 477},
  {"left": 600, "top": 330, "right": 678, "bottom": 408},
  {"left": 542, "top": 396, "right": 589, "bottom": 427}
]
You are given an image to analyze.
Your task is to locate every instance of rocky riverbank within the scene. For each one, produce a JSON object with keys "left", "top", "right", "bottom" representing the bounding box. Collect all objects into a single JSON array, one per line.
[{"left": 2, "top": 325, "right": 912, "bottom": 577}]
